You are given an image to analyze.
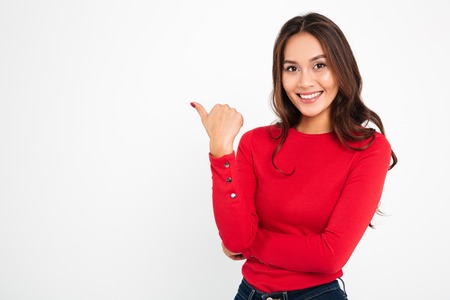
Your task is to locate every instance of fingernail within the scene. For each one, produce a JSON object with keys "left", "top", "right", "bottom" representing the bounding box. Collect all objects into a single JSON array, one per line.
[{"left": 190, "top": 102, "right": 196, "bottom": 108}]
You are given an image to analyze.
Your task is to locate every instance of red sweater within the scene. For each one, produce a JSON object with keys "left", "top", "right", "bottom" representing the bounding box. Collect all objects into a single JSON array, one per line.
[{"left": 209, "top": 126, "right": 392, "bottom": 293}]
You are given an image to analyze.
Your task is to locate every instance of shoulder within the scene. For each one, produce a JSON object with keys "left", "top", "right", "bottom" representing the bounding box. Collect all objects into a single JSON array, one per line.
[
  {"left": 353, "top": 132, "right": 392, "bottom": 168},
  {"left": 347, "top": 132, "right": 391, "bottom": 152},
  {"left": 240, "top": 125, "right": 280, "bottom": 143},
  {"left": 368, "top": 132, "right": 391, "bottom": 154},
  {"left": 237, "top": 125, "right": 280, "bottom": 156}
]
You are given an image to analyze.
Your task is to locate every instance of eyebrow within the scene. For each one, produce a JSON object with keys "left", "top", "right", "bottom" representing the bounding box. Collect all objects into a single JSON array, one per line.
[{"left": 283, "top": 54, "right": 327, "bottom": 65}]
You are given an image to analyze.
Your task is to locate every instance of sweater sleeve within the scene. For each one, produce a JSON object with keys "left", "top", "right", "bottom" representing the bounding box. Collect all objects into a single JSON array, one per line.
[
  {"left": 209, "top": 131, "right": 259, "bottom": 253},
  {"left": 243, "top": 136, "right": 392, "bottom": 273}
]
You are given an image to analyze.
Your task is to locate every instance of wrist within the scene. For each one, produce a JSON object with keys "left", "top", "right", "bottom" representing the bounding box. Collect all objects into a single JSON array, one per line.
[{"left": 209, "top": 141, "right": 233, "bottom": 158}]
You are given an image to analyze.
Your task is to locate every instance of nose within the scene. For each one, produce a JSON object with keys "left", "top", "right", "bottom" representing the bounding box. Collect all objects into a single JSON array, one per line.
[{"left": 298, "top": 70, "right": 314, "bottom": 88}]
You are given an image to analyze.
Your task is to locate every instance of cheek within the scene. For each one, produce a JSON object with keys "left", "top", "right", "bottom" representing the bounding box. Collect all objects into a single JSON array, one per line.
[
  {"left": 282, "top": 76, "right": 296, "bottom": 92},
  {"left": 320, "top": 71, "right": 338, "bottom": 91}
]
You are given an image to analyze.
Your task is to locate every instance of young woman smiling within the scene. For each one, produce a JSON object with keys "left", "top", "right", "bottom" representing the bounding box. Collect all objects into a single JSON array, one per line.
[{"left": 192, "top": 12, "right": 397, "bottom": 300}]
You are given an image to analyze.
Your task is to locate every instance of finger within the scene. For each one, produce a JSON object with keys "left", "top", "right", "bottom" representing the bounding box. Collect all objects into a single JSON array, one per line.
[
  {"left": 231, "top": 254, "right": 245, "bottom": 261},
  {"left": 190, "top": 102, "right": 208, "bottom": 121}
]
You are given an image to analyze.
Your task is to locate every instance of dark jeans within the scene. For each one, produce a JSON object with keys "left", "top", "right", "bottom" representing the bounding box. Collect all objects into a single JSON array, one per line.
[{"left": 234, "top": 278, "right": 348, "bottom": 300}]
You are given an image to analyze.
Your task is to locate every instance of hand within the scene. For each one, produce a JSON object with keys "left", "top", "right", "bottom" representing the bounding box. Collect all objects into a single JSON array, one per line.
[
  {"left": 222, "top": 243, "right": 245, "bottom": 261},
  {"left": 191, "top": 102, "right": 243, "bottom": 157}
]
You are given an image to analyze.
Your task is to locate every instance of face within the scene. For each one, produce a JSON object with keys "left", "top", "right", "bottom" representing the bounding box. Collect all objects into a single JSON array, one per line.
[{"left": 282, "top": 32, "right": 338, "bottom": 133}]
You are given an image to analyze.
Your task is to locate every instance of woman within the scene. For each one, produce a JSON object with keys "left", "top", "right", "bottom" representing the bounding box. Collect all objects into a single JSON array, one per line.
[{"left": 192, "top": 12, "right": 397, "bottom": 299}]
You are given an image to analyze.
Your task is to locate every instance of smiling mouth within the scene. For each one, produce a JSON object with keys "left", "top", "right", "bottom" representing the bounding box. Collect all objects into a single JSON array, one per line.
[{"left": 298, "top": 91, "right": 323, "bottom": 100}]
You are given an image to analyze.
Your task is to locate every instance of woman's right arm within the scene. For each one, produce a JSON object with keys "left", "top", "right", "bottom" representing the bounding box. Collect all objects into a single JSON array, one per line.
[
  {"left": 192, "top": 102, "right": 259, "bottom": 254},
  {"left": 209, "top": 131, "right": 259, "bottom": 254}
]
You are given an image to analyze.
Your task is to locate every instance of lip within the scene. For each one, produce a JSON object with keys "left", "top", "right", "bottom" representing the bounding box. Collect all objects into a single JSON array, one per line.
[{"left": 297, "top": 91, "right": 323, "bottom": 104}]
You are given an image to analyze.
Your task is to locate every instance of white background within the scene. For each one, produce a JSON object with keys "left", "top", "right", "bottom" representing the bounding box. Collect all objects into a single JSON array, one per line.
[{"left": 1, "top": 0, "right": 449, "bottom": 299}]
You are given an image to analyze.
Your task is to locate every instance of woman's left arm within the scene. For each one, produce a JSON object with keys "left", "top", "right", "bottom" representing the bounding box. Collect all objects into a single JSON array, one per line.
[{"left": 242, "top": 136, "right": 392, "bottom": 273}]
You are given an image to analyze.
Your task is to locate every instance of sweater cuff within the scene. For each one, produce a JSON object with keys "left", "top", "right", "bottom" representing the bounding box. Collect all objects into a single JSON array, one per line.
[
  {"left": 209, "top": 152, "right": 238, "bottom": 201},
  {"left": 209, "top": 151, "right": 235, "bottom": 164}
]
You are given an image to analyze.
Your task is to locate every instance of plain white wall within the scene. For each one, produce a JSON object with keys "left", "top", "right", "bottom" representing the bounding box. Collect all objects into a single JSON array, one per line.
[{"left": 1, "top": 0, "right": 449, "bottom": 299}]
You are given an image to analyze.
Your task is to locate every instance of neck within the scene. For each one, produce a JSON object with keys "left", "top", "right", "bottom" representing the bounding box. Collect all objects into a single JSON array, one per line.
[{"left": 296, "top": 117, "right": 333, "bottom": 134}]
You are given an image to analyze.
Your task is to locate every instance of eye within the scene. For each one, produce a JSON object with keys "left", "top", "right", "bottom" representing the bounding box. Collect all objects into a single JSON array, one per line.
[
  {"left": 314, "top": 63, "right": 326, "bottom": 69},
  {"left": 284, "top": 65, "right": 299, "bottom": 72}
]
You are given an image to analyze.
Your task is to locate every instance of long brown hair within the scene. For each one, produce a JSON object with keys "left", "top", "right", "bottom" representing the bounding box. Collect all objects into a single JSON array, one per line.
[{"left": 270, "top": 12, "right": 397, "bottom": 172}]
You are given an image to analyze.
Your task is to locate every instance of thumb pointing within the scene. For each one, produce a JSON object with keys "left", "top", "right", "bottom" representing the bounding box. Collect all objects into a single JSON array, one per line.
[{"left": 190, "top": 102, "right": 208, "bottom": 121}]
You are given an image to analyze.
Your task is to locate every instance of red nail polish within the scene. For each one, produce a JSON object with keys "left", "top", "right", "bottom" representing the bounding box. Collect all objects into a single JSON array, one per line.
[{"left": 190, "top": 102, "right": 196, "bottom": 108}]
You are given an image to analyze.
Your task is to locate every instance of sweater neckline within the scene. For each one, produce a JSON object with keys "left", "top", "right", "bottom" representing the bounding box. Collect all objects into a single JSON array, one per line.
[{"left": 289, "top": 127, "right": 335, "bottom": 138}]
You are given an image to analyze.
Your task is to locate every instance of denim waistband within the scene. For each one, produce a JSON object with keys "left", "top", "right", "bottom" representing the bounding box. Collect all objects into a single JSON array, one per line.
[{"left": 238, "top": 278, "right": 346, "bottom": 300}]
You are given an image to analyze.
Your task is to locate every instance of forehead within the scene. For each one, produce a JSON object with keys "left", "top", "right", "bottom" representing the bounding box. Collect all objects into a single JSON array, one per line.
[{"left": 284, "top": 32, "right": 325, "bottom": 60}]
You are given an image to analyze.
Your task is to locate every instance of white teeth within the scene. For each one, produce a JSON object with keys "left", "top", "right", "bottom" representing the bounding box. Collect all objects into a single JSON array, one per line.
[{"left": 299, "top": 92, "right": 322, "bottom": 99}]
